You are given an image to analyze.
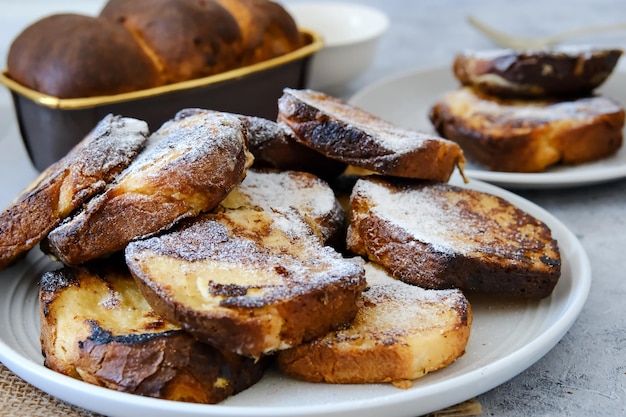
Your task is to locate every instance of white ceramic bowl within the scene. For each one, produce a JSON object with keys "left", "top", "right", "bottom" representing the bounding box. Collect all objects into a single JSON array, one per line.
[{"left": 287, "top": 2, "right": 389, "bottom": 92}]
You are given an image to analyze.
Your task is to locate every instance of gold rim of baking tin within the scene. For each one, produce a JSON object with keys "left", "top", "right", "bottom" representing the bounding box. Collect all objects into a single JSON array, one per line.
[{"left": 0, "top": 29, "right": 322, "bottom": 110}]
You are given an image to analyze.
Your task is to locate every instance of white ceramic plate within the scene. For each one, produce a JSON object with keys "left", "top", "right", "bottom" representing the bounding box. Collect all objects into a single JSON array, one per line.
[
  {"left": 0, "top": 174, "right": 591, "bottom": 417},
  {"left": 349, "top": 67, "right": 626, "bottom": 189}
]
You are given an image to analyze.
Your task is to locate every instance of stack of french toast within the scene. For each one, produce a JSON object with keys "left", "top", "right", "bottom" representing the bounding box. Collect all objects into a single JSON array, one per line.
[
  {"left": 0, "top": 88, "right": 562, "bottom": 403},
  {"left": 430, "top": 46, "right": 625, "bottom": 172}
]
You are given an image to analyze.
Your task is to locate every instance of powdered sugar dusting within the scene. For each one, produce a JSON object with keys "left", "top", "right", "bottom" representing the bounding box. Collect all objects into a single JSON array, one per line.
[
  {"left": 365, "top": 262, "right": 461, "bottom": 303},
  {"left": 233, "top": 170, "right": 337, "bottom": 221},
  {"left": 118, "top": 111, "right": 245, "bottom": 180},
  {"left": 219, "top": 169, "right": 344, "bottom": 244},
  {"left": 46, "top": 110, "right": 249, "bottom": 264},
  {"left": 324, "top": 262, "right": 467, "bottom": 339},
  {"left": 352, "top": 177, "right": 558, "bottom": 268},
  {"left": 99, "top": 289, "right": 121, "bottom": 309},
  {"left": 70, "top": 115, "right": 149, "bottom": 176},
  {"left": 285, "top": 88, "right": 449, "bottom": 154},
  {"left": 127, "top": 207, "right": 364, "bottom": 306},
  {"left": 451, "top": 88, "right": 624, "bottom": 124},
  {"left": 353, "top": 179, "right": 476, "bottom": 254}
]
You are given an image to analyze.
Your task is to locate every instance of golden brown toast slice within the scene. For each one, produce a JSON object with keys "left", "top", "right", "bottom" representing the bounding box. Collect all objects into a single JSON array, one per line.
[
  {"left": 220, "top": 169, "right": 346, "bottom": 247},
  {"left": 43, "top": 109, "right": 252, "bottom": 265},
  {"left": 346, "top": 176, "right": 561, "bottom": 299},
  {"left": 277, "top": 88, "right": 465, "bottom": 182},
  {"left": 39, "top": 257, "right": 266, "bottom": 403},
  {"left": 429, "top": 87, "right": 625, "bottom": 172},
  {"left": 453, "top": 46, "right": 623, "bottom": 98},
  {"left": 125, "top": 173, "right": 366, "bottom": 357},
  {"left": 277, "top": 261, "right": 471, "bottom": 386},
  {"left": 0, "top": 114, "right": 148, "bottom": 271}
]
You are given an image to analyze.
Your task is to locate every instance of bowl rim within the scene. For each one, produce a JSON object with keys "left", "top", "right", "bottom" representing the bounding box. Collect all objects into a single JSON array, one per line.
[
  {"left": 288, "top": 2, "right": 390, "bottom": 47},
  {"left": 0, "top": 29, "right": 322, "bottom": 110}
]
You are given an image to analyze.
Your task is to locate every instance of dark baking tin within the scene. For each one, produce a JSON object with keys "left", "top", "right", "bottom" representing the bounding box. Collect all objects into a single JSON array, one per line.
[{"left": 0, "top": 30, "right": 322, "bottom": 171}]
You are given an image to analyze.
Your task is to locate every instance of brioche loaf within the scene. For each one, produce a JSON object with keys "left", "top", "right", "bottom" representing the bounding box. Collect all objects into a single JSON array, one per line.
[
  {"left": 240, "top": 114, "right": 348, "bottom": 180},
  {"left": 125, "top": 171, "right": 366, "bottom": 358},
  {"left": 43, "top": 110, "right": 251, "bottom": 265},
  {"left": 98, "top": 0, "right": 241, "bottom": 85},
  {"left": 6, "top": 14, "right": 163, "bottom": 98},
  {"left": 277, "top": 88, "right": 465, "bottom": 182},
  {"left": 212, "top": 0, "right": 304, "bottom": 66},
  {"left": 429, "top": 86, "right": 625, "bottom": 172},
  {"left": 0, "top": 115, "right": 148, "bottom": 271},
  {"left": 40, "top": 257, "right": 267, "bottom": 403},
  {"left": 347, "top": 176, "right": 561, "bottom": 299},
  {"left": 7, "top": 0, "right": 303, "bottom": 98},
  {"left": 453, "top": 47, "right": 623, "bottom": 98},
  {"left": 175, "top": 108, "right": 348, "bottom": 180},
  {"left": 277, "top": 261, "right": 471, "bottom": 386}
]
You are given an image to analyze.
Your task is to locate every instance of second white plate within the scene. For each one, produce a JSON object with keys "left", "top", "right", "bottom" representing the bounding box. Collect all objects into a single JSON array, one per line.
[{"left": 349, "top": 67, "right": 626, "bottom": 189}]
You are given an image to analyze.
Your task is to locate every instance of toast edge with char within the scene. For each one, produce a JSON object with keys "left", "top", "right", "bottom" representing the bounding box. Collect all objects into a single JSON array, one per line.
[
  {"left": 39, "top": 260, "right": 267, "bottom": 403},
  {"left": 276, "top": 262, "right": 472, "bottom": 386}
]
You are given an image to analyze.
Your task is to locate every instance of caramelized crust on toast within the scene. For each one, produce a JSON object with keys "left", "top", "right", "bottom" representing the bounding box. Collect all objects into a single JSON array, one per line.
[
  {"left": 277, "top": 262, "right": 471, "bottom": 385},
  {"left": 453, "top": 47, "right": 623, "bottom": 98},
  {"left": 174, "top": 108, "right": 347, "bottom": 180},
  {"left": 429, "top": 87, "right": 625, "bottom": 172},
  {"left": 0, "top": 115, "right": 148, "bottom": 271},
  {"left": 44, "top": 110, "right": 252, "bottom": 265},
  {"left": 347, "top": 176, "right": 561, "bottom": 299},
  {"left": 240, "top": 114, "right": 347, "bottom": 180},
  {"left": 39, "top": 258, "right": 266, "bottom": 403},
  {"left": 125, "top": 174, "right": 366, "bottom": 357},
  {"left": 220, "top": 169, "right": 346, "bottom": 247},
  {"left": 277, "top": 88, "right": 465, "bottom": 182}
]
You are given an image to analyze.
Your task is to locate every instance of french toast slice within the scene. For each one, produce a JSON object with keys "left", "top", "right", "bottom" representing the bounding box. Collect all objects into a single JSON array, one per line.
[
  {"left": 276, "top": 261, "right": 471, "bottom": 386},
  {"left": 277, "top": 88, "right": 465, "bottom": 182},
  {"left": 175, "top": 108, "right": 347, "bottom": 181},
  {"left": 219, "top": 169, "right": 346, "bottom": 247},
  {"left": 39, "top": 257, "right": 267, "bottom": 403},
  {"left": 346, "top": 176, "right": 561, "bottom": 299},
  {"left": 125, "top": 174, "right": 366, "bottom": 357},
  {"left": 0, "top": 114, "right": 148, "bottom": 271},
  {"left": 43, "top": 109, "right": 252, "bottom": 265},
  {"left": 453, "top": 46, "right": 623, "bottom": 98},
  {"left": 429, "top": 87, "right": 625, "bottom": 172}
]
